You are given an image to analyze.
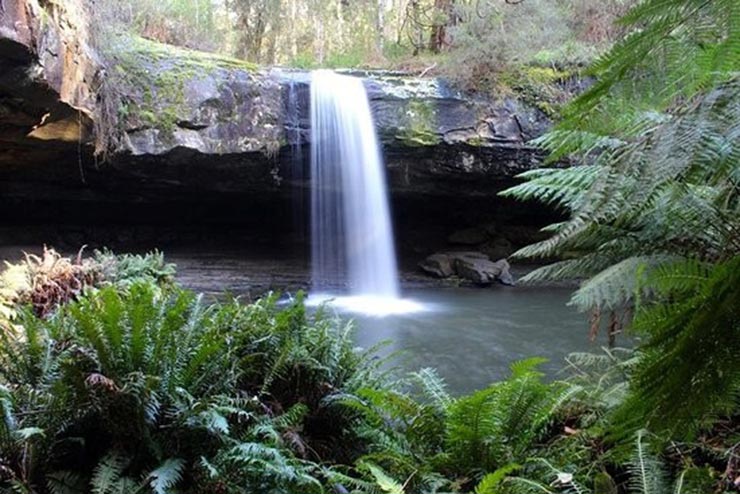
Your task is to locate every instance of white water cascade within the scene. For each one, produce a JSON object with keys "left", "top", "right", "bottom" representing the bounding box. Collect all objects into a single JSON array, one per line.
[{"left": 309, "top": 70, "right": 420, "bottom": 316}]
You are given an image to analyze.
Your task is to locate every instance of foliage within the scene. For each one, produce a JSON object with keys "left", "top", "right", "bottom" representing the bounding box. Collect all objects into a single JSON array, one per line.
[
  {"left": 90, "top": 0, "right": 221, "bottom": 52},
  {"left": 444, "top": 358, "right": 570, "bottom": 475},
  {"left": 1, "top": 262, "right": 737, "bottom": 492},
  {"left": 88, "top": 0, "right": 631, "bottom": 72},
  {"left": 500, "top": 0, "right": 740, "bottom": 436},
  {"left": 0, "top": 248, "right": 98, "bottom": 323},
  {"left": 0, "top": 248, "right": 175, "bottom": 329},
  {"left": 443, "top": 1, "right": 572, "bottom": 90},
  {"left": 92, "top": 249, "right": 176, "bottom": 287},
  {"left": 0, "top": 282, "right": 235, "bottom": 492},
  {"left": 0, "top": 263, "right": 400, "bottom": 493},
  {"left": 332, "top": 358, "right": 577, "bottom": 491},
  {"left": 501, "top": 0, "right": 740, "bottom": 308},
  {"left": 616, "top": 257, "right": 740, "bottom": 437},
  {"left": 0, "top": 261, "right": 30, "bottom": 330}
]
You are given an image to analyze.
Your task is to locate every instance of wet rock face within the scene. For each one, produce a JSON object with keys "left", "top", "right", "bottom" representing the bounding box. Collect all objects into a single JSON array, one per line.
[{"left": 0, "top": 0, "right": 96, "bottom": 172}]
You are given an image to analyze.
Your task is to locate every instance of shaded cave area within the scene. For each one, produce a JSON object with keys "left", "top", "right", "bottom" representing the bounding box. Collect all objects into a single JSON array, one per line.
[{"left": 0, "top": 162, "right": 559, "bottom": 295}]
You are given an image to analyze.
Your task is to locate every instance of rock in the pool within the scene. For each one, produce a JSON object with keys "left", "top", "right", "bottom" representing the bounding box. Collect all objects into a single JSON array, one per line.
[
  {"left": 453, "top": 255, "right": 505, "bottom": 285},
  {"left": 419, "top": 253, "right": 455, "bottom": 278},
  {"left": 493, "top": 258, "right": 516, "bottom": 286},
  {"left": 420, "top": 251, "right": 516, "bottom": 286}
]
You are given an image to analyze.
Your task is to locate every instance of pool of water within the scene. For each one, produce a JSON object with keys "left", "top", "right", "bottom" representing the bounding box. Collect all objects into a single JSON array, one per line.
[
  {"left": 0, "top": 245, "right": 604, "bottom": 395},
  {"left": 324, "top": 286, "right": 601, "bottom": 394}
]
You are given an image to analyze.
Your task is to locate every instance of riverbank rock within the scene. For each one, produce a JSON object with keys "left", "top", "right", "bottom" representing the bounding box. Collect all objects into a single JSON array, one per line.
[{"left": 418, "top": 251, "right": 515, "bottom": 286}]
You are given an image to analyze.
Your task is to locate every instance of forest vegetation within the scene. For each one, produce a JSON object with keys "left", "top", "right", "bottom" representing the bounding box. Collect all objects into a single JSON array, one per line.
[
  {"left": 0, "top": 0, "right": 738, "bottom": 492},
  {"left": 91, "top": 0, "right": 632, "bottom": 86}
]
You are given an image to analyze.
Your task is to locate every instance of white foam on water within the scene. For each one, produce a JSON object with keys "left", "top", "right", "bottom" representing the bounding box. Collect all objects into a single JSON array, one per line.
[{"left": 307, "top": 293, "right": 428, "bottom": 317}]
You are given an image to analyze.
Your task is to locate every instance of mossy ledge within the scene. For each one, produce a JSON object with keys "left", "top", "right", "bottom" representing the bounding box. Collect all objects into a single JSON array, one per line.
[
  {"left": 99, "top": 35, "right": 281, "bottom": 157},
  {"left": 2, "top": 0, "right": 558, "bottom": 200},
  {"left": 109, "top": 36, "right": 257, "bottom": 132}
]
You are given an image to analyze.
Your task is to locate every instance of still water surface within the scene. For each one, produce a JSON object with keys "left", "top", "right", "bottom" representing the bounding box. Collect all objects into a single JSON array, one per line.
[{"left": 331, "top": 286, "right": 601, "bottom": 395}]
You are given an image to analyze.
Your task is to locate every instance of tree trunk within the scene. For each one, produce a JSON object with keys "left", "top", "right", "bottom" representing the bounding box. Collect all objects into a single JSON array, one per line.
[
  {"left": 376, "top": 0, "right": 385, "bottom": 55},
  {"left": 289, "top": 1, "right": 298, "bottom": 60},
  {"left": 428, "top": 0, "right": 453, "bottom": 53}
]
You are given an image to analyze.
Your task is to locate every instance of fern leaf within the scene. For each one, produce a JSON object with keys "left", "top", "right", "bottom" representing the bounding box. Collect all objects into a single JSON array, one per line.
[{"left": 147, "top": 458, "right": 185, "bottom": 494}]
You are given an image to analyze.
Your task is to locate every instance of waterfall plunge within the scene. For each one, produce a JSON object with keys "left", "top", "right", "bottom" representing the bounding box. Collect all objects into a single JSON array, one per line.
[{"left": 309, "top": 70, "right": 420, "bottom": 315}]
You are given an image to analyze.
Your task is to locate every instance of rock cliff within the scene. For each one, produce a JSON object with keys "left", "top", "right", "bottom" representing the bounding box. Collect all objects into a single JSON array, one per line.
[{"left": 0, "top": 0, "right": 552, "bottom": 207}]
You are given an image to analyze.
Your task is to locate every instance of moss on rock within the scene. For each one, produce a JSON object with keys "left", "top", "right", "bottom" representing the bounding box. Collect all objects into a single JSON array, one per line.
[
  {"left": 496, "top": 65, "right": 577, "bottom": 118},
  {"left": 397, "top": 99, "right": 441, "bottom": 146},
  {"left": 104, "top": 35, "right": 257, "bottom": 135}
]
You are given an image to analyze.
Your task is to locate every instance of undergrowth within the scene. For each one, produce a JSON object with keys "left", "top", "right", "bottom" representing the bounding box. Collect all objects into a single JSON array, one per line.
[{"left": 0, "top": 249, "right": 736, "bottom": 493}]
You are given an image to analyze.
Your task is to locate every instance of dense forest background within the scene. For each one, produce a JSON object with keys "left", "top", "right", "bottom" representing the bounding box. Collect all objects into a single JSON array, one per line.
[{"left": 93, "top": 0, "right": 631, "bottom": 85}]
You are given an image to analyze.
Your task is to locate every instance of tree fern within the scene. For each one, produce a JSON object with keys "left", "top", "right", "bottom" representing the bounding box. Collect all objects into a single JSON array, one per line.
[
  {"left": 502, "top": 0, "right": 740, "bottom": 317},
  {"left": 615, "top": 256, "right": 740, "bottom": 436}
]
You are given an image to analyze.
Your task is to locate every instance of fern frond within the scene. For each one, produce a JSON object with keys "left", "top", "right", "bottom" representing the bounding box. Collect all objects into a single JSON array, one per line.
[
  {"left": 409, "top": 368, "right": 452, "bottom": 413},
  {"left": 90, "top": 452, "right": 128, "bottom": 494},
  {"left": 147, "top": 458, "right": 185, "bottom": 494},
  {"left": 628, "top": 431, "right": 669, "bottom": 494}
]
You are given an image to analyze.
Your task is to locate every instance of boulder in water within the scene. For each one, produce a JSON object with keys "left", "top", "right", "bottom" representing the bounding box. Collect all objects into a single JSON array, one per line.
[
  {"left": 453, "top": 256, "right": 504, "bottom": 285},
  {"left": 419, "top": 253, "right": 455, "bottom": 278},
  {"left": 419, "top": 251, "right": 515, "bottom": 286},
  {"left": 493, "top": 259, "right": 516, "bottom": 286}
]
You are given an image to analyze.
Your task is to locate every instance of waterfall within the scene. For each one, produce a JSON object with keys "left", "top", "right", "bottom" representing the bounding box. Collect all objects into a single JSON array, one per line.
[{"left": 309, "top": 70, "right": 402, "bottom": 304}]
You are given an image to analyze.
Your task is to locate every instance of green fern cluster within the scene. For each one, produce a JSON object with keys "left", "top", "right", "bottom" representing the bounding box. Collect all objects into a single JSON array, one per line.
[
  {"left": 329, "top": 349, "right": 732, "bottom": 494},
  {"left": 93, "top": 249, "right": 176, "bottom": 287},
  {"left": 479, "top": 429, "right": 716, "bottom": 494},
  {"left": 331, "top": 358, "right": 575, "bottom": 493},
  {"left": 0, "top": 280, "right": 389, "bottom": 494},
  {"left": 470, "top": 350, "right": 726, "bottom": 494},
  {"left": 1, "top": 270, "right": 736, "bottom": 493},
  {"left": 0, "top": 283, "right": 235, "bottom": 493}
]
